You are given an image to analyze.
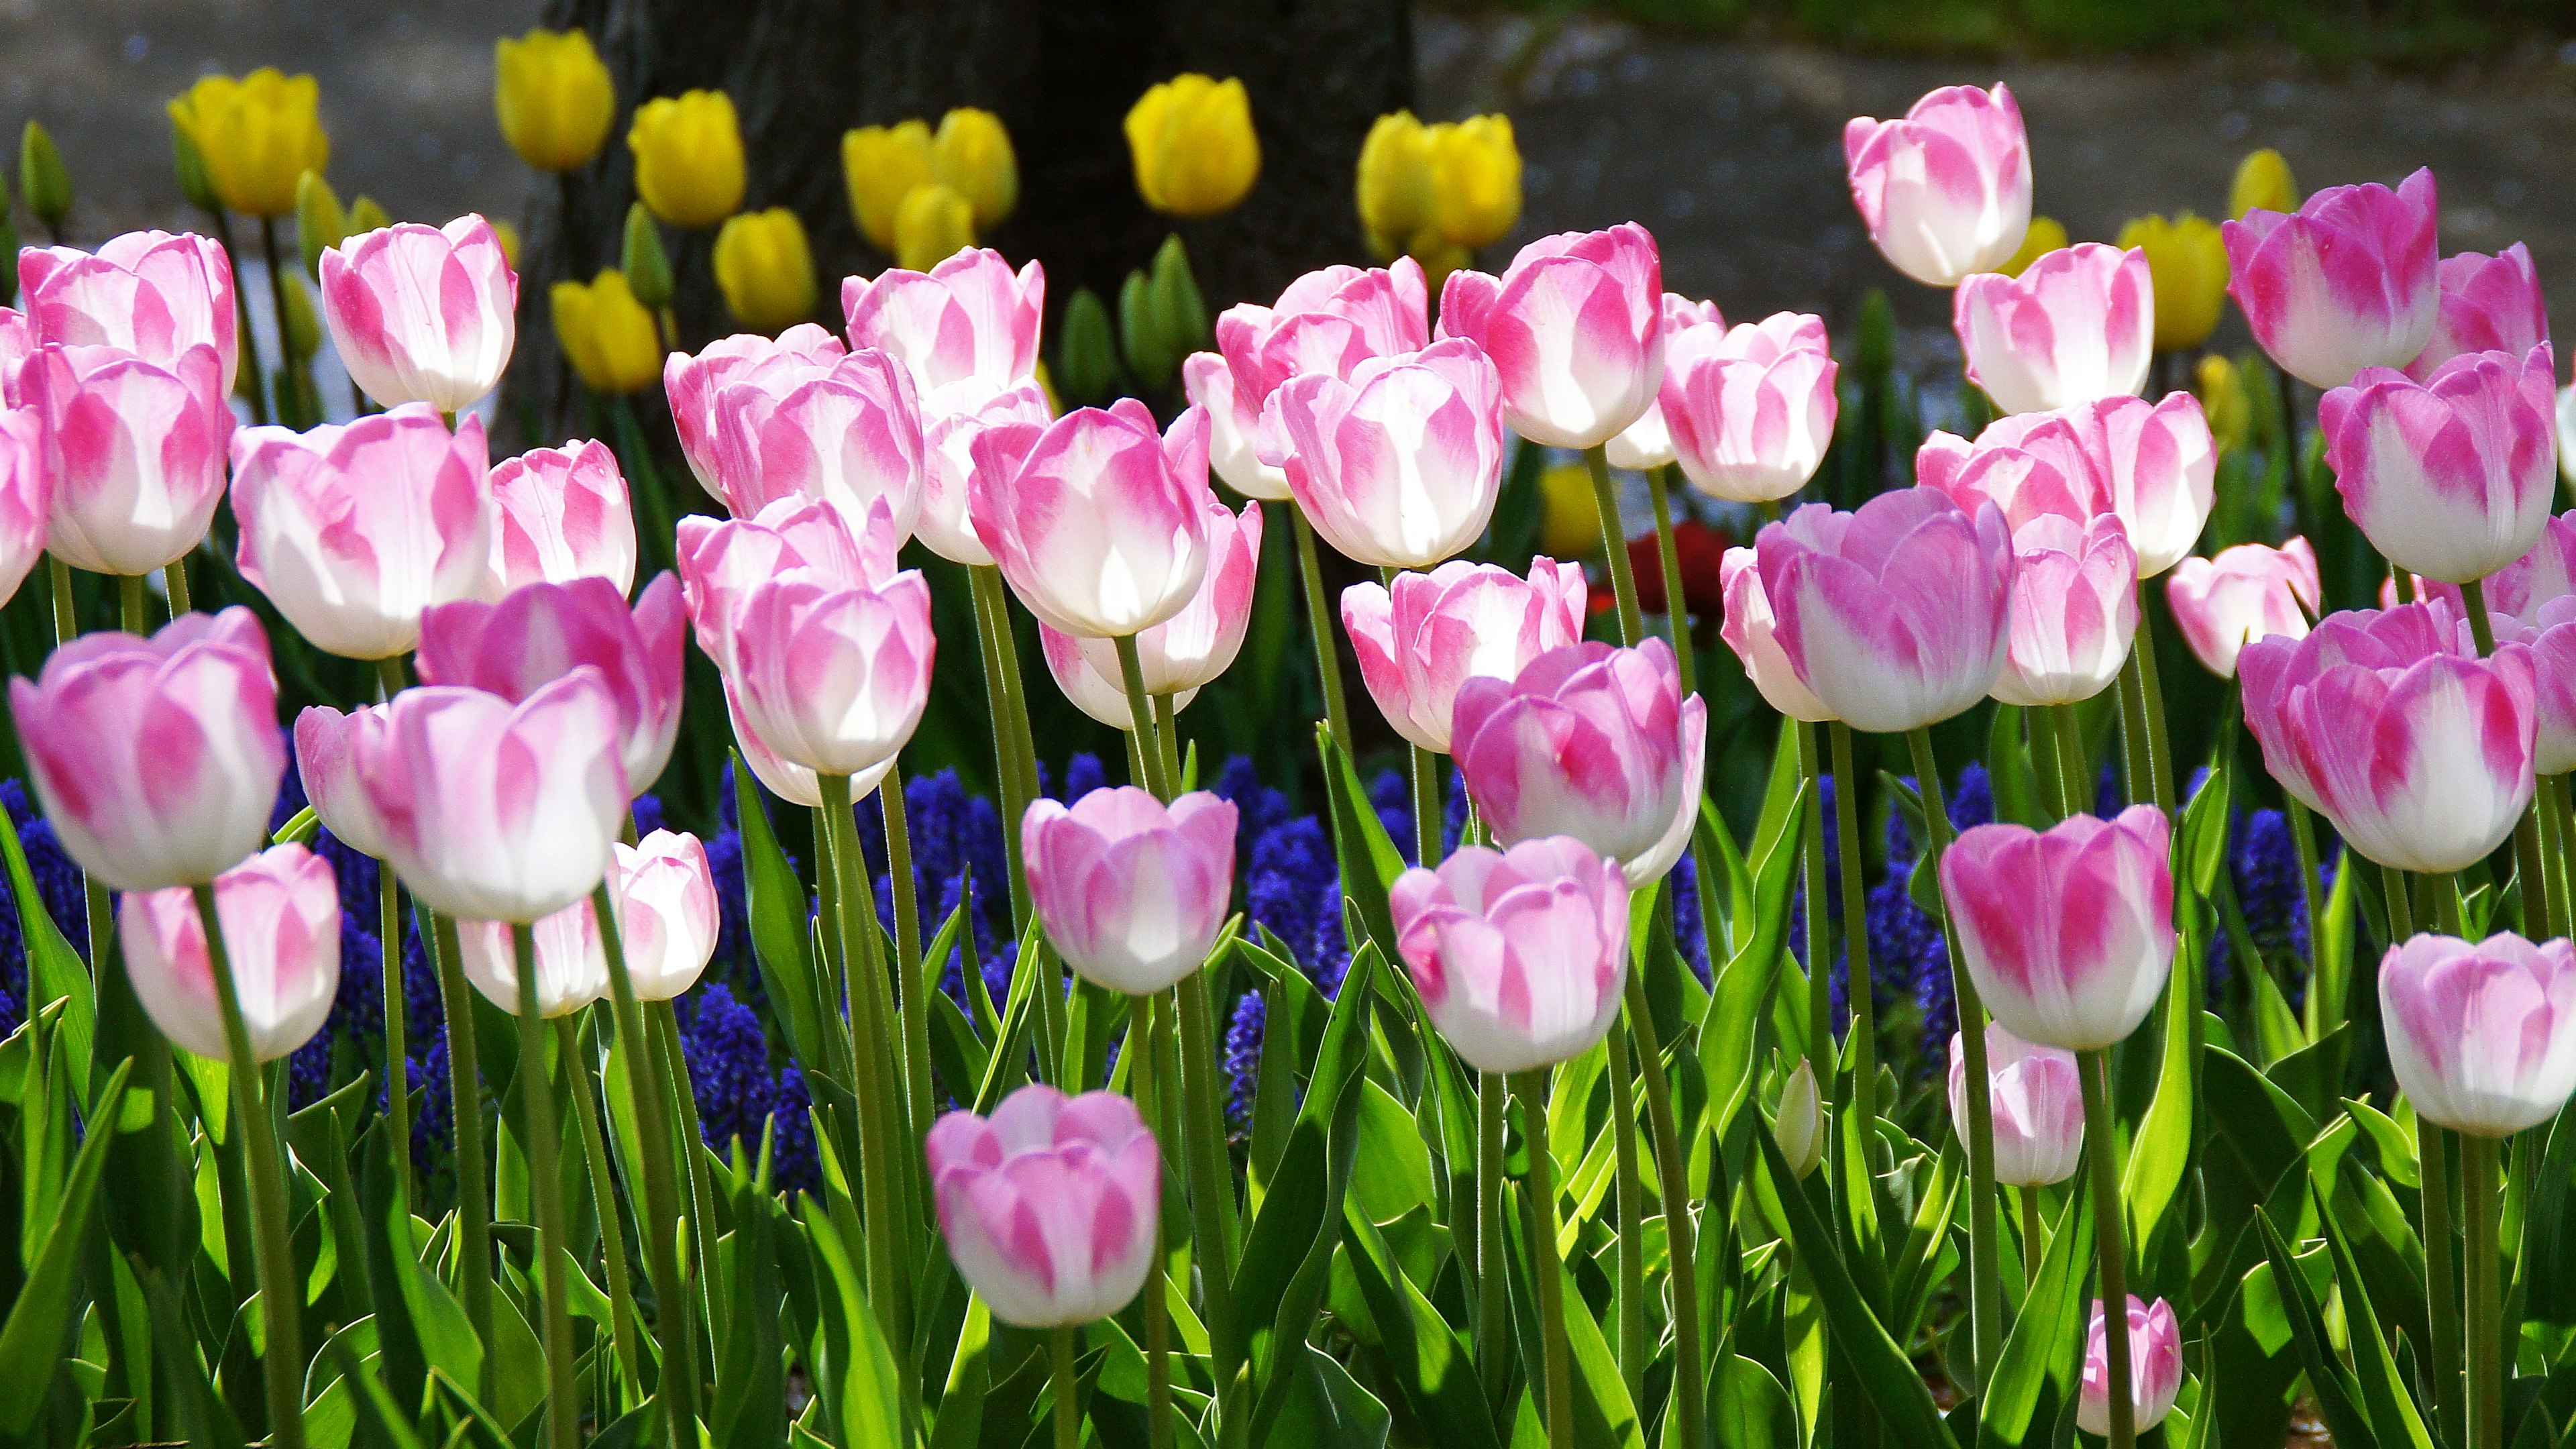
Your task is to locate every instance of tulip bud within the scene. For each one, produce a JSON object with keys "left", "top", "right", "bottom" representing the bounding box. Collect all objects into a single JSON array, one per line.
[
  {"left": 1775, "top": 1061, "right": 1823, "bottom": 1179},
  {"left": 1844, "top": 84, "right": 2032, "bottom": 286},
  {"left": 1854, "top": 286, "right": 1897, "bottom": 378},
  {"left": 2196, "top": 353, "right": 2252, "bottom": 454},
  {"left": 2379, "top": 932, "right": 2576, "bottom": 1138},
  {"left": 121, "top": 843, "right": 340, "bottom": 1063},
  {"left": 1949, "top": 1026, "right": 2084, "bottom": 1187},
  {"left": 552, "top": 270, "right": 661, "bottom": 395},
  {"left": 1024, "top": 787, "right": 1237, "bottom": 994},
  {"left": 2116, "top": 212, "right": 2229, "bottom": 351},
  {"left": 1120, "top": 267, "right": 1176, "bottom": 392},
  {"left": 1054, "top": 288, "right": 1122, "bottom": 406},
  {"left": 494, "top": 28, "right": 616, "bottom": 174},
  {"left": 1438, "top": 223, "right": 1665, "bottom": 449},
  {"left": 1997, "top": 215, "right": 2068, "bottom": 279},
  {"left": 1126, "top": 74, "right": 1261, "bottom": 219},
  {"left": 928, "top": 1086, "right": 1162, "bottom": 1328},
  {"left": 934, "top": 107, "right": 1018, "bottom": 231},
  {"left": 1389, "top": 837, "right": 1631, "bottom": 1073},
  {"left": 842, "top": 121, "right": 935, "bottom": 254},
  {"left": 612, "top": 830, "right": 720, "bottom": 1000},
  {"left": 621, "top": 201, "right": 674, "bottom": 311},
  {"left": 295, "top": 170, "right": 347, "bottom": 277},
  {"left": 2080, "top": 1299, "right": 2185, "bottom": 1438},
  {"left": 1152, "top": 234, "right": 1211, "bottom": 358},
  {"left": 712, "top": 208, "right": 817, "bottom": 333},
  {"left": 347, "top": 195, "right": 391, "bottom": 233},
  {"left": 19, "top": 121, "right": 70, "bottom": 234},
  {"left": 894, "top": 182, "right": 976, "bottom": 275},
  {"left": 2164, "top": 538, "right": 2320, "bottom": 680},
  {"left": 166, "top": 70, "right": 331, "bottom": 219},
  {"left": 277, "top": 268, "right": 321, "bottom": 362},
  {"left": 1356, "top": 112, "right": 1433, "bottom": 260},
  {"left": 1428, "top": 115, "right": 1521, "bottom": 251},
  {"left": 2229, "top": 148, "right": 2298, "bottom": 221},
  {"left": 627, "top": 89, "right": 746, "bottom": 229},
  {"left": 1943, "top": 806, "right": 2177, "bottom": 1051}
]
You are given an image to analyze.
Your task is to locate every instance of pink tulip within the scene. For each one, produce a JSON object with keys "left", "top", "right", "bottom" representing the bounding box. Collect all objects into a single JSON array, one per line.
[
  {"left": 678, "top": 495, "right": 901, "bottom": 673},
  {"left": 1269, "top": 339, "right": 1507, "bottom": 569},
  {"left": 1752, "top": 488, "right": 2017, "bottom": 734},
  {"left": 319, "top": 215, "right": 518, "bottom": 412},
  {"left": 455, "top": 902, "right": 608, "bottom": 1017},
  {"left": 916, "top": 378, "right": 1051, "bottom": 567},
  {"left": 1069, "top": 497, "right": 1262, "bottom": 696},
  {"left": 1214, "top": 259, "right": 1430, "bottom": 468},
  {"left": 926, "top": 1085, "right": 1161, "bottom": 1328},
  {"left": 2501, "top": 597, "right": 2576, "bottom": 775},
  {"left": 9, "top": 607, "right": 284, "bottom": 891},
  {"left": 1719, "top": 546, "right": 1835, "bottom": 722},
  {"left": 612, "top": 830, "right": 721, "bottom": 1000},
  {"left": 2408, "top": 245, "right": 2547, "bottom": 382},
  {"left": 1388, "top": 835, "right": 1631, "bottom": 1073},
  {"left": 664, "top": 324, "right": 847, "bottom": 499},
  {"left": 2322, "top": 345, "right": 2557, "bottom": 586},
  {"left": 969, "top": 398, "right": 1216, "bottom": 638},
  {"left": 18, "top": 230, "right": 238, "bottom": 396},
  {"left": 292, "top": 702, "right": 394, "bottom": 859},
  {"left": 721, "top": 672, "right": 891, "bottom": 810},
  {"left": 119, "top": 843, "right": 339, "bottom": 1062},
  {"left": 1994, "top": 514, "right": 2137, "bottom": 707},
  {"left": 1342, "top": 557, "right": 1589, "bottom": 754},
  {"left": 1436, "top": 223, "right": 1665, "bottom": 449},
  {"left": 707, "top": 343, "right": 924, "bottom": 541},
  {"left": 2379, "top": 932, "right": 2576, "bottom": 1136},
  {"left": 0, "top": 308, "right": 32, "bottom": 400},
  {"left": 1941, "top": 806, "right": 2176, "bottom": 1051},
  {"left": 19, "top": 341, "right": 231, "bottom": 576},
  {"left": 1605, "top": 294, "right": 1725, "bottom": 472},
  {"left": 2404, "top": 513, "right": 2576, "bottom": 622},
  {"left": 229, "top": 405, "right": 492, "bottom": 659},
  {"left": 1183, "top": 350, "right": 1288, "bottom": 500},
  {"left": 352, "top": 670, "right": 629, "bottom": 922},
  {"left": 0, "top": 409, "right": 52, "bottom": 606},
  {"left": 1022, "top": 786, "right": 1236, "bottom": 994},
  {"left": 2165, "top": 539, "right": 2321, "bottom": 680},
  {"left": 1037, "top": 622, "right": 1196, "bottom": 729},
  {"left": 841, "top": 248, "right": 1044, "bottom": 394},
  {"left": 2240, "top": 601, "right": 2536, "bottom": 873},
  {"left": 723, "top": 555, "right": 936, "bottom": 780},
  {"left": 1452, "top": 638, "right": 1707, "bottom": 888},
  {"left": 1843, "top": 83, "right": 2033, "bottom": 288},
  {"left": 487, "top": 439, "right": 636, "bottom": 596},
  {"left": 2079, "top": 1298, "right": 2184, "bottom": 1437},
  {"left": 1984, "top": 395, "right": 2217, "bottom": 576},
  {"left": 1914, "top": 429, "right": 2102, "bottom": 536},
  {"left": 2223, "top": 168, "right": 2440, "bottom": 390},
  {"left": 1660, "top": 309, "right": 1839, "bottom": 504},
  {"left": 1947, "top": 1025, "right": 2083, "bottom": 1187},
  {"left": 415, "top": 574, "right": 687, "bottom": 798},
  {"left": 1953, "top": 244, "right": 2153, "bottom": 415}
]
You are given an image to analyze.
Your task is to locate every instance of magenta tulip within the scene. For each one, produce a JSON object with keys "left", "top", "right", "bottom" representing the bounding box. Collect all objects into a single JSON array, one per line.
[
  {"left": 926, "top": 1085, "right": 1161, "bottom": 1329},
  {"left": 1436, "top": 223, "right": 1665, "bottom": 449},
  {"left": 319, "top": 215, "right": 518, "bottom": 412},
  {"left": 664, "top": 324, "right": 847, "bottom": 499},
  {"left": 677, "top": 495, "right": 900, "bottom": 673},
  {"left": 1950, "top": 394, "right": 2217, "bottom": 576},
  {"left": 720, "top": 672, "right": 889, "bottom": 810},
  {"left": 1660, "top": 309, "right": 1839, "bottom": 504},
  {"left": 1752, "top": 488, "right": 2017, "bottom": 734},
  {"left": 229, "top": 405, "right": 492, "bottom": 659},
  {"left": 2165, "top": 538, "right": 2321, "bottom": 680},
  {"left": 916, "top": 378, "right": 1051, "bottom": 568},
  {"left": 841, "top": 247, "right": 1044, "bottom": 395},
  {"left": 1343, "top": 556, "right": 1589, "bottom": 754},
  {"left": 415, "top": 574, "right": 686, "bottom": 798},
  {"left": 1948, "top": 1024, "right": 2084, "bottom": 1187},
  {"left": 2408, "top": 244, "right": 2546, "bottom": 382},
  {"left": 1389, "top": 835, "right": 1631, "bottom": 1073},
  {"left": 2080, "top": 1298, "right": 2184, "bottom": 1437},
  {"left": 2223, "top": 168, "right": 2440, "bottom": 390},
  {"left": 2379, "top": 932, "right": 2576, "bottom": 1137},
  {"left": 19, "top": 341, "right": 231, "bottom": 576},
  {"left": 0, "top": 409, "right": 52, "bottom": 606},
  {"left": 1941, "top": 806, "right": 2176, "bottom": 1051},
  {"left": 1022, "top": 787, "right": 1236, "bottom": 994},
  {"left": 2240, "top": 602, "right": 2536, "bottom": 873},
  {"left": 1069, "top": 496, "right": 1262, "bottom": 697},
  {"left": 1269, "top": 339, "right": 1507, "bottom": 569},
  {"left": 1994, "top": 514, "right": 2137, "bottom": 707},
  {"left": 969, "top": 398, "right": 1215, "bottom": 638},
  {"left": 1605, "top": 294, "right": 1725, "bottom": 471},
  {"left": 1719, "top": 545, "right": 1835, "bottom": 723},
  {"left": 1452, "top": 638, "right": 1707, "bottom": 888},
  {"left": 19, "top": 229, "right": 238, "bottom": 395},
  {"left": 1843, "top": 83, "right": 2033, "bottom": 288},
  {"left": 1953, "top": 243, "right": 2153, "bottom": 415},
  {"left": 2498, "top": 598, "right": 2576, "bottom": 775},
  {"left": 0, "top": 307, "right": 31, "bottom": 400},
  {"left": 10, "top": 607, "right": 284, "bottom": 890},
  {"left": 706, "top": 343, "right": 924, "bottom": 540},
  {"left": 120, "top": 843, "right": 339, "bottom": 1062},
  {"left": 2322, "top": 345, "right": 2557, "bottom": 586},
  {"left": 487, "top": 438, "right": 636, "bottom": 596}
]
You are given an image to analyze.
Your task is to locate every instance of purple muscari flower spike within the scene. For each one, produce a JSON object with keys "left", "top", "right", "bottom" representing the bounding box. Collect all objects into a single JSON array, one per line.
[
  {"left": 1062, "top": 752, "right": 1109, "bottom": 802},
  {"left": 1670, "top": 849, "right": 1711, "bottom": 987},
  {"left": 630, "top": 792, "right": 667, "bottom": 837},
  {"left": 1248, "top": 816, "right": 1334, "bottom": 975},
  {"left": 680, "top": 983, "right": 775, "bottom": 1160},
  {"left": 2093, "top": 762, "right": 2123, "bottom": 820},
  {"left": 771, "top": 1063, "right": 820, "bottom": 1194},
  {"left": 1444, "top": 765, "right": 1470, "bottom": 856},
  {"left": 1368, "top": 767, "right": 1416, "bottom": 865},
  {"left": 1213, "top": 755, "right": 1293, "bottom": 876},
  {"left": 1224, "top": 990, "right": 1265, "bottom": 1135},
  {"left": 7, "top": 780, "right": 92, "bottom": 962}
]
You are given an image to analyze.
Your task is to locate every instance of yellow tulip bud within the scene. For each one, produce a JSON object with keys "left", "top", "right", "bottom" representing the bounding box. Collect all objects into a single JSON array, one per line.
[
  {"left": 2196, "top": 354, "right": 2253, "bottom": 456},
  {"left": 166, "top": 69, "right": 330, "bottom": 218},
  {"left": 2115, "top": 212, "right": 2229, "bottom": 351},
  {"left": 628, "top": 91, "right": 745, "bottom": 229},
  {"left": 296, "top": 170, "right": 346, "bottom": 278},
  {"left": 933, "top": 108, "right": 1018, "bottom": 231},
  {"left": 347, "top": 195, "right": 392, "bottom": 233},
  {"left": 277, "top": 270, "right": 321, "bottom": 362},
  {"left": 1997, "top": 215, "right": 2068, "bottom": 278},
  {"left": 713, "top": 208, "right": 817, "bottom": 333},
  {"left": 552, "top": 270, "right": 661, "bottom": 394},
  {"left": 495, "top": 28, "right": 616, "bottom": 173},
  {"left": 1033, "top": 359, "right": 1063, "bottom": 419},
  {"left": 842, "top": 121, "right": 935, "bottom": 254},
  {"left": 1126, "top": 74, "right": 1260, "bottom": 219},
  {"left": 1427, "top": 114, "right": 1521, "bottom": 251},
  {"left": 492, "top": 219, "right": 522, "bottom": 274},
  {"left": 2230, "top": 148, "right": 2298, "bottom": 220},
  {"left": 1539, "top": 461, "right": 1605, "bottom": 559},
  {"left": 1355, "top": 112, "right": 1433, "bottom": 262},
  {"left": 894, "top": 184, "right": 977, "bottom": 276}
]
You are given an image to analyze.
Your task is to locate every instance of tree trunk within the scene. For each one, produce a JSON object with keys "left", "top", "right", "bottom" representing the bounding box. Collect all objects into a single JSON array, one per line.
[{"left": 512, "top": 0, "right": 1416, "bottom": 443}]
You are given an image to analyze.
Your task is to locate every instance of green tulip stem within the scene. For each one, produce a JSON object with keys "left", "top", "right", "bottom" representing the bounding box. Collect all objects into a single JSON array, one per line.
[
  {"left": 2077, "top": 1048, "right": 2135, "bottom": 1449},
  {"left": 1289, "top": 504, "right": 1353, "bottom": 747},
  {"left": 1477, "top": 1071, "right": 1509, "bottom": 1407},
  {"left": 881, "top": 759, "right": 934, "bottom": 1134},
  {"left": 511, "top": 925, "right": 583, "bottom": 1449},
  {"left": 1831, "top": 722, "right": 1878, "bottom": 1124},
  {"left": 428, "top": 911, "right": 496, "bottom": 1401},
  {"left": 2465, "top": 1131, "right": 2504, "bottom": 1449},
  {"left": 1585, "top": 443, "right": 1645, "bottom": 647},
  {"left": 1648, "top": 464, "right": 1697, "bottom": 697},
  {"left": 818, "top": 772, "right": 912, "bottom": 1364},
  {"left": 1518, "top": 1069, "right": 1574, "bottom": 1449},
  {"left": 557, "top": 1014, "right": 643, "bottom": 1394},
  {"left": 592, "top": 877, "right": 699, "bottom": 1444},
  {"left": 1625, "top": 966, "right": 1705, "bottom": 1449},
  {"left": 1796, "top": 721, "right": 1833, "bottom": 1083},
  {"left": 1053, "top": 1323, "right": 1083, "bottom": 1449}
]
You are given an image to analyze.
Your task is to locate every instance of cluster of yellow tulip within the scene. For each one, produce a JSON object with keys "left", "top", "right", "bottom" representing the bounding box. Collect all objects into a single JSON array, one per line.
[
  {"left": 1125, "top": 75, "right": 1262, "bottom": 219},
  {"left": 1355, "top": 110, "right": 1523, "bottom": 282},
  {"left": 841, "top": 109, "right": 1020, "bottom": 273}
]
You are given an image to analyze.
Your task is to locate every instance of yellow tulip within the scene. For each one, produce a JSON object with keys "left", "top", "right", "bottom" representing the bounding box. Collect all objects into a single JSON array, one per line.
[
  {"left": 1540, "top": 461, "right": 1605, "bottom": 559},
  {"left": 167, "top": 70, "right": 330, "bottom": 218},
  {"left": 2116, "top": 212, "right": 2229, "bottom": 351},
  {"left": 1355, "top": 111, "right": 1433, "bottom": 261},
  {"left": 1126, "top": 74, "right": 1260, "bottom": 219},
  {"left": 492, "top": 219, "right": 522, "bottom": 273},
  {"left": 2230, "top": 148, "right": 2298, "bottom": 220},
  {"left": 2196, "top": 354, "right": 2253, "bottom": 456},
  {"left": 552, "top": 270, "right": 661, "bottom": 394},
  {"left": 895, "top": 184, "right": 977, "bottom": 275},
  {"left": 714, "top": 208, "right": 817, "bottom": 332},
  {"left": 1427, "top": 115, "right": 1521, "bottom": 251},
  {"left": 843, "top": 121, "right": 935, "bottom": 254},
  {"left": 1998, "top": 215, "right": 2068, "bottom": 278},
  {"left": 934, "top": 108, "right": 1018, "bottom": 231},
  {"left": 495, "top": 28, "right": 616, "bottom": 173},
  {"left": 628, "top": 91, "right": 745, "bottom": 229},
  {"left": 1411, "top": 239, "right": 1475, "bottom": 297}
]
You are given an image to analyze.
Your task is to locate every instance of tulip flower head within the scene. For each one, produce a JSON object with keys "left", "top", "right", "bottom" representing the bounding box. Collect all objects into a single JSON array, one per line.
[
  {"left": 2222, "top": 167, "right": 2438, "bottom": 390},
  {"left": 1036, "top": 623, "right": 1197, "bottom": 731},
  {"left": 1992, "top": 513, "right": 2138, "bottom": 708},
  {"left": 1952, "top": 243, "right": 2154, "bottom": 415},
  {"left": 20, "top": 341, "right": 233, "bottom": 578},
  {"left": 1126, "top": 74, "right": 1260, "bottom": 219},
  {"left": 1214, "top": 258, "right": 1430, "bottom": 488},
  {"left": 1343, "top": 556, "right": 1589, "bottom": 754},
  {"left": 1949, "top": 1025, "right": 2084, "bottom": 1187},
  {"left": 611, "top": 829, "right": 722, "bottom": 1000},
  {"left": 934, "top": 108, "right": 1019, "bottom": 230},
  {"left": 494, "top": 28, "right": 615, "bottom": 172},
  {"left": 18, "top": 229, "right": 238, "bottom": 396},
  {"left": 2322, "top": 345, "right": 2557, "bottom": 586},
  {"left": 1719, "top": 545, "right": 1835, "bottom": 723},
  {"left": 553, "top": 270, "right": 663, "bottom": 394},
  {"left": 1843, "top": 83, "right": 2033, "bottom": 287},
  {"left": 1918, "top": 392, "right": 2216, "bottom": 577},
  {"left": 628, "top": 90, "right": 747, "bottom": 229},
  {"left": 719, "top": 541, "right": 935, "bottom": 781},
  {"left": 712, "top": 209, "right": 818, "bottom": 333},
  {"left": 703, "top": 343, "right": 926, "bottom": 541},
  {"left": 894, "top": 184, "right": 977, "bottom": 275},
  {"left": 292, "top": 702, "right": 393, "bottom": 859},
  {"left": 488, "top": 438, "right": 637, "bottom": 596},
  {"left": 2379, "top": 932, "right": 2576, "bottom": 1138},
  {"left": 842, "top": 247, "right": 1046, "bottom": 397},
  {"left": 167, "top": 69, "right": 329, "bottom": 217},
  {"left": 1389, "top": 835, "right": 1631, "bottom": 1074},
  {"left": 2114, "top": 213, "right": 2229, "bottom": 351},
  {"left": 320, "top": 214, "right": 519, "bottom": 412},
  {"left": 1775, "top": 1059, "right": 1824, "bottom": 1179},
  {"left": 916, "top": 378, "right": 1052, "bottom": 568},
  {"left": 1356, "top": 111, "right": 1436, "bottom": 261},
  {"left": 2230, "top": 148, "right": 2298, "bottom": 220},
  {"left": 677, "top": 494, "right": 900, "bottom": 671},
  {"left": 0, "top": 411, "right": 50, "bottom": 607},
  {"left": 1436, "top": 223, "right": 1666, "bottom": 449},
  {"left": 1269, "top": 338, "right": 1508, "bottom": 570},
  {"left": 2164, "top": 538, "right": 2321, "bottom": 680},
  {"left": 1022, "top": 787, "right": 1236, "bottom": 996},
  {"left": 455, "top": 900, "right": 609, "bottom": 1017},
  {"left": 120, "top": 843, "right": 339, "bottom": 1063},
  {"left": 417, "top": 573, "right": 686, "bottom": 798},
  {"left": 1660, "top": 309, "right": 1840, "bottom": 503},
  {"left": 969, "top": 398, "right": 1216, "bottom": 639},
  {"left": 926, "top": 1086, "right": 1162, "bottom": 1328},
  {"left": 665, "top": 325, "right": 848, "bottom": 496},
  {"left": 2080, "top": 1298, "right": 2184, "bottom": 1437},
  {"left": 1605, "top": 294, "right": 1723, "bottom": 472},
  {"left": 1940, "top": 806, "right": 2176, "bottom": 1052},
  {"left": 841, "top": 120, "right": 936, "bottom": 252},
  {"left": 2407, "top": 245, "right": 2546, "bottom": 382},
  {"left": 1067, "top": 496, "right": 1262, "bottom": 697}
]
